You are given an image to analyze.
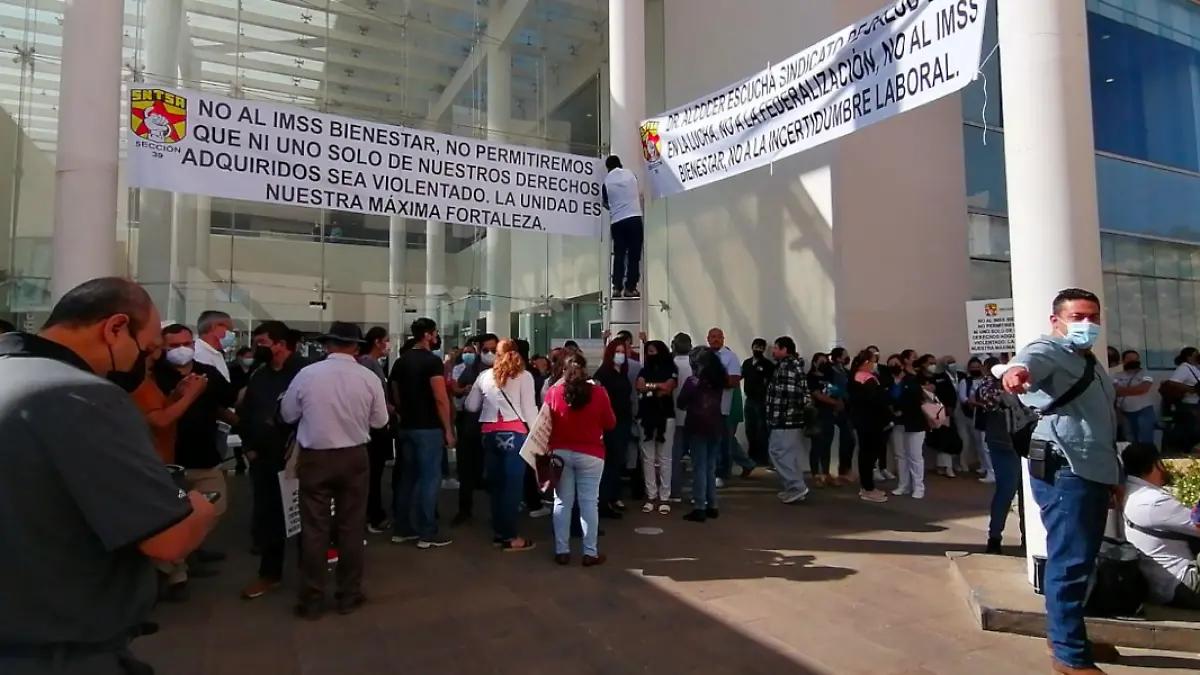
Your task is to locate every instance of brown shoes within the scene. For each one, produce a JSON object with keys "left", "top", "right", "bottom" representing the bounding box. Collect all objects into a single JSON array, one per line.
[
  {"left": 240, "top": 578, "right": 280, "bottom": 600},
  {"left": 1045, "top": 639, "right": 1118, "bottom": 674},
  {"left": 582, "top": 553, "right": 607, "bottom": 568}
]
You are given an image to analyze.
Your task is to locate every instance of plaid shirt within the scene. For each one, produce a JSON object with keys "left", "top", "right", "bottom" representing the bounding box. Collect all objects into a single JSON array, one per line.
[{"left": 765, "top": 354, "right": 811, "bottom": 429}]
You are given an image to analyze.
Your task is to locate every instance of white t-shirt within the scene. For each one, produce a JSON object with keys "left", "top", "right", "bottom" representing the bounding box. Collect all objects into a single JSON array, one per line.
[
  {"left": 1169, "top": 363, "right": 1200, "bottom": 405},
  {"left": 603, "top": 167, "right": 642, "bottom": 222},
  {"left": 1111, "top": 368, "right": 1156, "bottom": 413},
  {"left": 1123, "top": 476, "right": 1200, "bottom": 604},
  {"left": 672, "top": 355, "right": 693, "bottom": 425},
  {"left": 716, "top": 346, "right": 741, "bottom": 416}
]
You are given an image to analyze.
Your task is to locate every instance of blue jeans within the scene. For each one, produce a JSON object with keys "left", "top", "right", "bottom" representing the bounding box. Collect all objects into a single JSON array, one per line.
[
  {"left": 717, "top": 416, "right": 754, "bottom": 478},
  {"left": 689, "top": 434, "right": 720, "bottom": 510},
  {"left": 743, "top": 399, "right": 769, "bottom": 465},
  {"left": 987, "top": 441, "right": 1023, "bottom": 541},
  {"left": 670, "top": 430, "right": 689, "bottom": 498},
  {"left": 600, "top": 420, "right": 631, "bottom": 506},
  {"left": 484, "top": 431, "right": 527, "bottom": 542},
  {"left": 1030, "top": 466, "right": 1111, "bottom": 669},
  {"left": 551, "top": 450, "right": 604, "bottom": 557},
  {"left": 393, "top": 429, "right": 444, "bottom": 541},
  {"left": 1121, "top": 407, "right": 1157, "bottom": 446}
]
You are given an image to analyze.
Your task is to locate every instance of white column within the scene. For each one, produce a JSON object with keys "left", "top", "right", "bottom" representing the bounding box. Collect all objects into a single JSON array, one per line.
[
  {"left": 997, "top": 0, "right": 1105, "bottom": 584},
  {"left": 425, "top": 220, "right": 446, "bottom": 321},
  {"left": 136, "top": 0, "right": 184, "bottom": 316},
  {"left": 51, "top": 0, "right": 125, "bottom": 301},
  {"left": 607, "top": 0, "right": 646, "bottom": 335},
  {"left": 483, "top": 24, "right": 512, "bottom": 336},
  {"left": 388, "top": 215, "right": 407, "bottom": 356}
]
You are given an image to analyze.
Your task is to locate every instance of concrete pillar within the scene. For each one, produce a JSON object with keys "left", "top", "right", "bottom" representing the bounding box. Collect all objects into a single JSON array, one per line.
[
  {"left": 425, "top": 220, "right": 446, "bottom": 321},
  {"left": 484, "top": 10, "right": 512, "bottom": 336},
  {"left": 607, "top": 0, "right": 646, "bottom": 337},
  {"left": 52, "top": 0, "right": 125, "bottom": 300},
  {"left": 997, "top": 0, "right": 1105, "bottom": 584},
  {"left": 388, "top": 215, "right": 407, "bottom": 357},
  {"left": 136, "top": 0, "right": 184, "bottom": 316}
]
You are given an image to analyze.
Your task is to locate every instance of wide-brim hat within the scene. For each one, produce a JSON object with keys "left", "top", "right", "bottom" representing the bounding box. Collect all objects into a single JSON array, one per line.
[{"left": 316, "top": 321, "right": 365, "bottom": 344}]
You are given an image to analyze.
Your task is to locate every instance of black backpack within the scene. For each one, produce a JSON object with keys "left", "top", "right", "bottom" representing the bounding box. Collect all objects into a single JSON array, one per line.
[{"left": 1084, "top": 538, "right": 1148, "bottom": 618}]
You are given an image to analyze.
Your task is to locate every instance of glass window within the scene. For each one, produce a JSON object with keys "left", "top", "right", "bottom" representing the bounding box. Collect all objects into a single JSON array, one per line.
[
  {"left": 968, "top": 258, "right": 1012, "bottom": 300},
  {"left": 1156, "top": 278, "right": 1184, "bottom": 368},
  {"left": 1115, "top": 274, "right": 1147, "bottom": 357},
  {"left": 962, "top": 0, "right": 1001, "bottom": 127},
  {"left": 962, "top": 125, "right": 1008, "bottom": 215}
]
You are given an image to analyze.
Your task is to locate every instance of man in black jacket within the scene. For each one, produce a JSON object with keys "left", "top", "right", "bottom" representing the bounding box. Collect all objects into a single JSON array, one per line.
[
  {"left": 741, "top": 338, "right": 774, "bottom": 467},
  {"left": 237, "top": 320, "right": 308, "bottom": 600}
]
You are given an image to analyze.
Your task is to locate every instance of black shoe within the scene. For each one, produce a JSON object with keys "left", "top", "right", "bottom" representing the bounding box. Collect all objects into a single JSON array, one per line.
[
  {"left": 683, "top": 510, "right": 707, "bottom": 523},
  {"left": 739, "top": 465, "right": 756, "bottom": 479},
  {"left": 985, "top": 537, "right": 1003, "bottom": 555},
  {"left": 705, "top": 508, "right": 720, "bottom": 520},
  {"left": 624, "top": 287, "right": 641, "bottom": 298},
  {"left": 450, "top": 512, "right": 472, "bottom": 527},
  {"left": 194, "top": 549, "right": 226, "bottom": 564},
  {"left": 136, "top": 621, "right": 159, "bottom": 637},
  {"left": 599, "top": 509, "right": 623, "bottom": 520}
]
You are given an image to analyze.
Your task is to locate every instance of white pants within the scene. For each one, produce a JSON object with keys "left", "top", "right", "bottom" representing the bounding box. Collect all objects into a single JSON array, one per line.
[
  {"left": 895, "top": 430, "right": 926, "bottom": 494},
  {"left": 964, "top": 425, "right": 991, "bottom": 474},
  {"left": 641, "top": 420, "right": 675, "bottom": 501}
]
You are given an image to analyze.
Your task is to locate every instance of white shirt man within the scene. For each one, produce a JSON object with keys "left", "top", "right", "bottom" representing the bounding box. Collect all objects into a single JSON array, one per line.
[
  {"left": 1121, "top": 443, "right": 1200, "bottom": 609},
  {"left": 1169, "top": 360, "right": 1200, "bottom": 405},
  {"left": 193, "top": 310, "right": 235, "bottom": 382},
  {"left": 603, "top": 166, "right": 642, "bottom": 224},
  {"left": 281, "top": 352, "right": 389, "bottom": 450}
]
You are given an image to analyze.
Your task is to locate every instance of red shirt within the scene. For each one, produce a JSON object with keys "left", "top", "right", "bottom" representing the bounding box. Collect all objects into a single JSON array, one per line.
[{"left": 545, "top": 381, "right": 616, "bottom": 460}]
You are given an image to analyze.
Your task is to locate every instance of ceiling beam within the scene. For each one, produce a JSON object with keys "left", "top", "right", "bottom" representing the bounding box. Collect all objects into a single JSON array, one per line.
[{"left": 427, "top": 0, "right": 530, "bottom": 122}]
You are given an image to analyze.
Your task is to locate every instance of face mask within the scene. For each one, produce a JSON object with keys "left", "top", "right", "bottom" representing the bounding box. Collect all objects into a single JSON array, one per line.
[
  {"left": 1124, "top": 360, "right": 1141, "bottom": 371},
  {"left": 1063, "top": 321, "right": 1101, "bottom": 350},
  {"left": 924, "top": 365, "right": 937, "bottom": 375},
  {"left": 253, "top": 345, "right": 274, "bottom": 364},
  {"left": 106, "top": 333, "right": 148, "bottom": 393},
  {"left": 429, "top": 335, "right": 443, "bottom": 352},
  {"left": 240, "top": 357, "right": 255, "bottom": 368},
  {"left": 969, "top": 369, "right": 982, "bottom": 378},
  {"left": 462, "top": 353, "right": 477, "bottom": 365},
  {"left": 480, "top": 352, "right": 496, "bottom": 366},
  {"left": 220, "top": 331, "right": 237, "bottom": 350},
  {"left": 889, "top": 365, "right": 902, "bottom": 376},
  {"left": 165, "top": 346, "right": 195, "bottom": 367},
  {"left": 614, "top": 354, "right": 627, "bottom": 366},
  {"left": 752, "top": 349, "right": 765, "bottom": 357}
]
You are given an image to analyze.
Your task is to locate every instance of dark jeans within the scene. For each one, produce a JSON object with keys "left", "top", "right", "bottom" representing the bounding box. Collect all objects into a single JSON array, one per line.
[
  {"left": 670, "top": 430, "right": 689, "bottom": 498},
  {"left": 744, "top": 398, "right": 770, "bottom": 466},
  {"left": 455, "top": 414, "right": 484, "bottom": 516},
  {"left": 523, "top": 465, "right": 544, "bottom": 511},
  {"left": 366, "top": 428, "right": 392, "bottom": 527},
  {"left": 610, "top": 215, "right": 644, "bottom": 291},
  {"left": 296, "top": 446, "right": 369, "bottom": 605},
  {"left": 249, "top": 450, "right": 288, "bottom": 581},
  {"left": 717, "top": 417, "right": 754, "bottom": 479},
  {"left": 689, "top": 434, "right": 720, "bottom": 510},
  {"left": 854, "top": 423, "right": 886, "bottom": 492},
  {"left": 1031, "top": 465, "right": 1111, "bottom": 670},
  {"left": 988, "top": 441, "right": 1026, "bottom": 542},
  {"left": 600, "top": 419, "right": 631, "bottom": 506},
  {"left": 394, "top": 429, "right": 444, "bottom": 541},
  {"left": 834, "top": 412, "right": 856, "bottom": 476},
  {"left": 484, "top": 431, "right": 528, "bottom": 542}
]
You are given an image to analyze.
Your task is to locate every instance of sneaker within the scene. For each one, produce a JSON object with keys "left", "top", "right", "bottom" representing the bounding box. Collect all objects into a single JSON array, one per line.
[
  {"left": 441, "top": 478, "right": 460, "bottom": 490},
  {"left": 705, "top": 507, "right": 720, "bottom": 519},
  {"left": 859, "top": 490, "right": 888, "bottom": 503},
  {"left": 366, "top": 520, "right": 391, "bottom": 534},
  {"left": 911, "top": 488, "right": 925, "bottom": 500},
  {"left": 240, "top": 578, "right": 280, "bottom": 600},
  {"left": 944, "top": 468, "right": 956, "bottom": 479},
  {"left": 642, "top": 502, "right": 655, "bottom": 513},
  {"left": 882, "top": 469, "right": 896, "bottom": 480},
  {"left": 416, "top": 537, "right": 453, "bottom": 549},
  {"left": 891, "top": 486, "right": 911, "bottom": 497},
  {"left": 715, "top": 477, "right": 726, "bottom": 489},
  {"left": 780, "top": 488, "right": 809, "bottom": 504},
  {"left": 873, "top": 469, "right": 887, "bottom": 483},
  {"left": 682, "top": 510, "right": 706, "bottom": 523},
  {"left": 658, "top": 504, "right": 671, "bottom": 514},
  {"left": 624, "top": 287, "right": 641, "bottom": 298},
  {"left": 390, "top": 534, "right": 418, "bottom": 545},
  {"left": 979, "top": 472, "right": 996, "bottom": 485},
  {"left": 613, "top": 287, "right": 624, "bottom": 298},
  {"left": 528, "top": 506, "right": 552, "bottom": 518}
]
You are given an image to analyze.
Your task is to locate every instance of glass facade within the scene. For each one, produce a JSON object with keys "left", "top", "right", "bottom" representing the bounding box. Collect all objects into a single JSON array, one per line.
[
  {"left": 0, "top": 0, "right": 610, "bottom": 354},
  {"left": 964, "top": 0, "right": 1200, "bottom": 363}
]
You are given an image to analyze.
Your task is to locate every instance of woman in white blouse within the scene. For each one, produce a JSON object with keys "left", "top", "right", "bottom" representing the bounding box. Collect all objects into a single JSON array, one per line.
[{"left": 466, "top": 339, "right": 540, "bottom": 551}]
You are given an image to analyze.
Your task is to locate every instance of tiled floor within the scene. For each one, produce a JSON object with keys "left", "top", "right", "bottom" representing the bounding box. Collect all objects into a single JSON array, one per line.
[{"left": 136, "top": 471, "right": 1200, "bottom": 674}]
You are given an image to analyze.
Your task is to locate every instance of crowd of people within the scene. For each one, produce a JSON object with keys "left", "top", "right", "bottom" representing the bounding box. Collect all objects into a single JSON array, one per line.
[{"left": 9, "top": 278, "right": 1200, "bottom": 675}]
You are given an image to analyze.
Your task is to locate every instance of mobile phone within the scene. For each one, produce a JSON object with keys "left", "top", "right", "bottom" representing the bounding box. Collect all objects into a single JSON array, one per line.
[{"left": 203, "top": 491, "right": 222, "bottom": 504}]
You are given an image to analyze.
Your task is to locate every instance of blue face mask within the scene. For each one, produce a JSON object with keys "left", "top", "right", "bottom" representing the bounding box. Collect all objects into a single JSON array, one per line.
[
  {"left": 220, "top": 331, "right": 237, "bottom": 349},
  {"left": 462, "top": 353, "right": 476, "bottom": 365},
  {"left": 614, "top": 354, "right": 627, "bottom": 366},
  {"left": 1064, "top": 321, "right": 1102, "bottom": 349}
]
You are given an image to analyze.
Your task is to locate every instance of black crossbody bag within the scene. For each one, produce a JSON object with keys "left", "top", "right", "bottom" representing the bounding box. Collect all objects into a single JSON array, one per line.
[{"left": 1020, "top": 353, "right": 1097, "bottom": 479}]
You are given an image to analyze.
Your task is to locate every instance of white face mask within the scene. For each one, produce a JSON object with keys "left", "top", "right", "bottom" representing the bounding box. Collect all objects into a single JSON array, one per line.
[
  {"left": 480, "top": 352, "right": 496, "bottom": 366},
  {"left": 166, "top": 346, "right": 195, "bottom": 367}
]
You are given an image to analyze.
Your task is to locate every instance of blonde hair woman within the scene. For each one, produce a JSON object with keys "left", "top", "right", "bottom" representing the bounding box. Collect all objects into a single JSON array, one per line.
[{"left": 466, "top": 339, "right": 539, "bottom": 551}]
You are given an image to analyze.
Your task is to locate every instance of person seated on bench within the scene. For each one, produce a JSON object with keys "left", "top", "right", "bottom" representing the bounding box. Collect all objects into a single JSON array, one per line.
[{"left": 1122, "top": 442, "right": 1200, "bottom": 609}]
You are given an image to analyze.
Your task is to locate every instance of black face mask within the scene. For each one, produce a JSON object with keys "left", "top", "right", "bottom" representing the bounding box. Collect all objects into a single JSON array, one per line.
[
  {"left": 888, "top": 365, "right": 903, "bottom": 376},
  {"left": 253, "top": 345, "right": 274, "bottom": 365},
  {"left": 752, "top": 349, "right": 765, "bottom": 357},
  {"left": 1124, "top": 360, "right": 1142, "bottom": 371},
  {"left": 106, "top": 334, "right": 148, "bottom": 393},
  {"left": 969, "top": 369, "right": 982, "bottom": 378}
]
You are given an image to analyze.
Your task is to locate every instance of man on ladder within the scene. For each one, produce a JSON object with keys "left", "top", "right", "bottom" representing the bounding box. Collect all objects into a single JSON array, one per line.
[{"left": 603, "top": 155, "right": 645, "bottom": 299}]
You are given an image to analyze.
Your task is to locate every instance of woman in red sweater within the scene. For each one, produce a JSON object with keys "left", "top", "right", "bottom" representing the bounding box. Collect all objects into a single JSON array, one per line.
[{"left": 545, "top": 353, "right": 616, "bottom": 566}]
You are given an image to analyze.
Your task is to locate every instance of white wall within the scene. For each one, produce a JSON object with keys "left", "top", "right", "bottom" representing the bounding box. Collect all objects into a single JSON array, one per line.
[
  {"left": 0, "top": 108, "right": 58, "bottom": 280},
  {"left": 645, "top": 0, "right": 972, "bottom": 359}
]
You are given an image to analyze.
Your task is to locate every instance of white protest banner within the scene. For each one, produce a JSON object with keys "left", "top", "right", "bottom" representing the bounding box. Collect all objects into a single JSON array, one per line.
[
  {"left": 127, "top": 87, "right": 605, "bottom": 237},
  {"left": 278, "top": 471, "right": 301, "bottom": 538},
  {"left": 966, "top": 297, "right": 1015, "bottom": 354},
  {"left": 639, "top": 0, "right": 988, "bottom": 198}
]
